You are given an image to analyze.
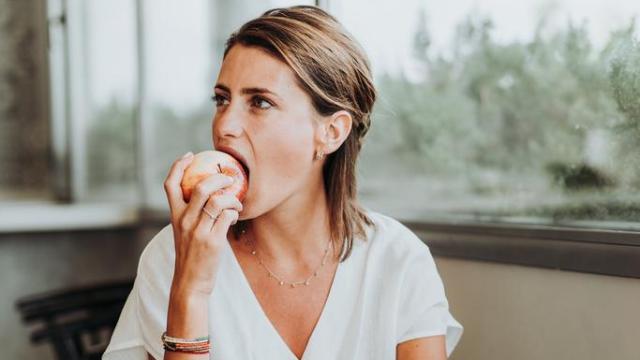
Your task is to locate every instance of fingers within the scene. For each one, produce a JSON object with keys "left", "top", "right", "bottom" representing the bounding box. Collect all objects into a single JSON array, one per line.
[
  {"left": 211, "top": 209, "right": 240, "bottom": 237},
  {"left": 180, "top": 174, "right": 235, "bottom": 233},
  {"left": 164, "top": 152, "right": 194, "bottom": 219},
  {"left": 195, "top": 194, "right": 243, "bottom": 234},
  {"left": 190, "top": 208, "right": 238, "bottom": 254}
]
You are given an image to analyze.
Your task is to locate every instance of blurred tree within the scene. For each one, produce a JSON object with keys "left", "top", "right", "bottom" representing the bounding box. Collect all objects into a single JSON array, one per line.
[
  {"left": 369, "top": 11, "right": 639, "bottom": 197},
  {"left": 608, "top": 22, "right": 640, "bottom": 188}
]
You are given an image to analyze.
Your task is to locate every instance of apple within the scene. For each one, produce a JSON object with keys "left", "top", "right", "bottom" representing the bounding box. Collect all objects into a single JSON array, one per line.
[{"left": 180, "top": 150, "right": 249, "bottom": 203}]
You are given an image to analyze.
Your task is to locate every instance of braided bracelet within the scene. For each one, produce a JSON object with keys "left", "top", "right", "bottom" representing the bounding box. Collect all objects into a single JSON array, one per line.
[{"left": 161, "top": 331, "right": 210, "bottom": 354}]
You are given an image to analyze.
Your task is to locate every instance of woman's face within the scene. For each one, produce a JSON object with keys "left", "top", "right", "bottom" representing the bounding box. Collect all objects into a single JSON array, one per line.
[{"left": 211, "top": 44, "right": 324, "bottom": 220}]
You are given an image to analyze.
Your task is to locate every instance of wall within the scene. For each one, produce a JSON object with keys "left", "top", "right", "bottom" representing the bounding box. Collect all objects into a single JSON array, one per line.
[{"left": 437, "top": 257, "right": 640, "bottom": 360}]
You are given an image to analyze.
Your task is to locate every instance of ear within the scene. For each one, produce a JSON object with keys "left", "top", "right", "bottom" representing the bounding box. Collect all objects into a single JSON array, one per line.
[{"left": 314, "top": 110, "right": 353, "bottom": 156}]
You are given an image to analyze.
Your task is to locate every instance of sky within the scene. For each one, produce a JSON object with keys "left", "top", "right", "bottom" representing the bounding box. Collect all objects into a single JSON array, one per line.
[
  {"left": 84, "top": 0, "right": 640, "bottom": 115},
  {"left": 331, "top": 0, "right": 640, "bottom": 77}
]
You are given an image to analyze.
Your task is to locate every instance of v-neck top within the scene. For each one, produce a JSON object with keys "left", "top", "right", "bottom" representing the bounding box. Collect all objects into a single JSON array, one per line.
[{"left": 103, "top": 210, "right": 463, "bottom": 360}]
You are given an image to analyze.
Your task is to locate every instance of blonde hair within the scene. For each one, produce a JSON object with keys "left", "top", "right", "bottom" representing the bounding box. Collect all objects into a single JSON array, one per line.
[{"left": 227, "top": 5, "right": 376, "bottom": 262}]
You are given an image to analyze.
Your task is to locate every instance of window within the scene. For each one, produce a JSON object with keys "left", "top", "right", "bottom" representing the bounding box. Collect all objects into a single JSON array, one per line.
[
  {"left": 75, "top": 0, "right": 139, "bottom": 203},
  {"left": 35, "top": 0, "right": 312, "bottom": 207},
  {"left": 329, "top": 0, "right": 640, "bottom": 231},
  {"left": 4, "top": 1, "right": 638, "bottom": 274},
  {"left": 0, "top": 0, "right": 311, "bottom": 230}
]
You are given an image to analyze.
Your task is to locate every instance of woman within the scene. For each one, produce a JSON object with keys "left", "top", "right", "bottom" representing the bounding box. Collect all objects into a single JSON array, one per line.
[{"left": 104, "top": 5, "right": 462, "bottom": 360}]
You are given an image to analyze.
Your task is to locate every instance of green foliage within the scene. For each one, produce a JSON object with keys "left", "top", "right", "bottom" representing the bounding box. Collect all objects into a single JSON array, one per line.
[
  {"left": 608, "top": 32, "right": 640, "bottom": 188},
  {"left": 368, "top": 14, "right": 640, "bottom": 194},
  {"left": 609, "top": 26, "right": 640, "bottom": 125}
]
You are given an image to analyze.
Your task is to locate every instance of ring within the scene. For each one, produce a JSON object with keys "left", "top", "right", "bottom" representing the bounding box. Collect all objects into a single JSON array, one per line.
[{"left": 202, "top": 207, "right": 217, "bottom": 220}]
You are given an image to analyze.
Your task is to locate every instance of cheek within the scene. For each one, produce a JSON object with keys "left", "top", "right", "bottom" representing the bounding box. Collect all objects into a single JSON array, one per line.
[{"left": 258, "top": 121, "right": 314, "bottom": 185}]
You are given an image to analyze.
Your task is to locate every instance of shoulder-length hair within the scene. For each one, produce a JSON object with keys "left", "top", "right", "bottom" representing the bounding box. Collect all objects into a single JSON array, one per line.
[{"left": 227, "top": 5, "right": 376, "bottom": 262}]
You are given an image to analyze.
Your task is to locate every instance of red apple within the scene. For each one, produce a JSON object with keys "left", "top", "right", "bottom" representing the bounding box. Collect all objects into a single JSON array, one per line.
[{"left": 180, "top": 150, "right": 248, "bottom": 203}]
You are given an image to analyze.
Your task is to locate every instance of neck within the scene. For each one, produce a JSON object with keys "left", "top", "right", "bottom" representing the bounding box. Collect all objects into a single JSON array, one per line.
[{"left": 242, "top": 181, "right": 335, "bottom": 272}]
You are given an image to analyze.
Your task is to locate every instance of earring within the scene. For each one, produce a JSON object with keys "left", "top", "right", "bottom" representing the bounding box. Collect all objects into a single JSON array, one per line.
[{"left": 315, "top": 150, "right": 324, "bottom": 160}]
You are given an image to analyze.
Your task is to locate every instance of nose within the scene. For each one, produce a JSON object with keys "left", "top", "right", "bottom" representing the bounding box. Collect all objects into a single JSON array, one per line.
[{"left": 212, "top": 102, "right": 243, "bottom": 143}]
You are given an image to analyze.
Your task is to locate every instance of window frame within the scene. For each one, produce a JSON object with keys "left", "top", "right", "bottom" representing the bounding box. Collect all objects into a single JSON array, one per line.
[
  {"left": 405, "top": 218, "right": 640, "bottom": 279},
  {"left": 5, "top": 0, "right": 637, "bottom": 279},
  {"left": 320, "top": 0, "right": 640, "bottom": 279}
]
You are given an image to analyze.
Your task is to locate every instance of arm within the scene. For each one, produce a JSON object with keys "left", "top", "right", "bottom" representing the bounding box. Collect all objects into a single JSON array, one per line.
[
  {"left": 396, "top": 335, "right": 447, "bottom": 360},
  {"left": 155, "top": 153, "right": 241, "bottom": 360},
  {"left": 146, "top": 291, "right": 210, "bottom": 360},
  {"left": 161, "top": 291, "right": 210, "bottom": 360}
]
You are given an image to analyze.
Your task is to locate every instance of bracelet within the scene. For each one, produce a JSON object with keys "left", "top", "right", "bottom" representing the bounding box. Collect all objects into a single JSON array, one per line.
[{"left": 161, "top": 331, "right": 211, "bottom": 354}]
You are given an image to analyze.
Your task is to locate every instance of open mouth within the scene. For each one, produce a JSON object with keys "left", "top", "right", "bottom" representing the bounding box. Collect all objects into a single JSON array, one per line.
[
  {"left": 218, "top": 146, "right": 250, "bottom": 180},
  {"left": 238, "top": 160, "right": 250, "bottom": 179}
]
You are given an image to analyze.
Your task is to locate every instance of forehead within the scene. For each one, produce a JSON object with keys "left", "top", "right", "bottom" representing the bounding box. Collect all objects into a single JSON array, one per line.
[{"left": 217, "top": 45, "right": 299, "bottom": 95}]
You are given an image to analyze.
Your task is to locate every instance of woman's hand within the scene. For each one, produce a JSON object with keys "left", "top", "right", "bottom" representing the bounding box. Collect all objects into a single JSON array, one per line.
[{"left": 163, "top": 152, "right": 243, "bottom": 300}]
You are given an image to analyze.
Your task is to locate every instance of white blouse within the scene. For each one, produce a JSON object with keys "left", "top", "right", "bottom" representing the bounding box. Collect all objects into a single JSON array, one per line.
[{"left": 103, "top": 210, "right": 463, "bottom": 360}]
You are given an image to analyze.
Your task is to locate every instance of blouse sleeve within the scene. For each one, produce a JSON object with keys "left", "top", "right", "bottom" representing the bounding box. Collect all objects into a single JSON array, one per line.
[
  {"left": 103, "top": 226, "right": 173, "bottom": 360},
  {"left": 395, "top": 242, "right": 463, "bottom": 358}
]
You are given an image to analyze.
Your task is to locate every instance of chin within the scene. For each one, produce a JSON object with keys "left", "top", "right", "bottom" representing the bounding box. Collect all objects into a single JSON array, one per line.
[
  {"left": 235, "top": 195, "right": 271, "bottom": 222},
  {"left": 235, "top": 179, "right": 297, "bottom": 222},
  {"left": 236, "top": 195, "right": 255, "bottom": 221}
]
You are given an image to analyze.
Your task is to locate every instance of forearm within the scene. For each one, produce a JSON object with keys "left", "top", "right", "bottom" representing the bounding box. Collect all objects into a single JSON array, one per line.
[{"left": 163, "top": 289, "right": 210, "bottom": 360}]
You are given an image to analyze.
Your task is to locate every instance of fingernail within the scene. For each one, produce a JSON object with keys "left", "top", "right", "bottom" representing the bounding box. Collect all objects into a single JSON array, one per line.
[{"left": 182, "top": 151, "right": 193, "bottom": 159}]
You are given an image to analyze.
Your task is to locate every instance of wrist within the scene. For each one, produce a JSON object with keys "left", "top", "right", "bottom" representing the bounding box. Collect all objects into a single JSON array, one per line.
[
  {"left": 169, "top": 286, "right": 210, "bottom": 310},
  {"left": 170, "top": 282, "right": 211, "bottom": 304},
  {"left": 167, "top": 286, "right": 210, "bottom": 339}
]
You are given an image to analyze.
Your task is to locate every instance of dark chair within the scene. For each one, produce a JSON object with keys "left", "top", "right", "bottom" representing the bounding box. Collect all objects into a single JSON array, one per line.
[{"left": 16, "top": 279, "right": 134, "bottom": 360}]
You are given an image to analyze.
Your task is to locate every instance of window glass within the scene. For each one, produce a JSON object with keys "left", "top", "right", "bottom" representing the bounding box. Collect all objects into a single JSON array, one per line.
[
  {"left": 83, "top": 0, "right": 138, "bottom": 203},
  {"left": 331, "top": 0, "right": 640, "bottom": 229}
]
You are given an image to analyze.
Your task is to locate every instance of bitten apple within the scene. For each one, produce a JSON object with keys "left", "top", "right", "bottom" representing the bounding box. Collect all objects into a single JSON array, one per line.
[{"left": 180, "top": 150, "right": 249, "bottom": 203}]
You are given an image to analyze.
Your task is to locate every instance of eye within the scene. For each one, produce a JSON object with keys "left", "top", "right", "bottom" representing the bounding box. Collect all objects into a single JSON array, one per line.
[
  {"left": 211, "top": 94, "right": 229, "bottom": 107},
  {"left": 250, "top": 96, "right": 273, "bottom": 110}
]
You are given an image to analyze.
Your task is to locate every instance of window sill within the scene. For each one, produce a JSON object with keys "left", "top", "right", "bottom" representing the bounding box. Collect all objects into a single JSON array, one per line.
[
  {"left": 402, "top": 217, "right": 640, "bottom": 279},
  {"left": 0, "top": 202, "right": 140, "bottom": 233}
]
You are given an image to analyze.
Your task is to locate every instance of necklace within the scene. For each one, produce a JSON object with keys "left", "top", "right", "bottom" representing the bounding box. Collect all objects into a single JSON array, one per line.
[{"left": 239, "top": 228, "right": 332, "bottom": 288}]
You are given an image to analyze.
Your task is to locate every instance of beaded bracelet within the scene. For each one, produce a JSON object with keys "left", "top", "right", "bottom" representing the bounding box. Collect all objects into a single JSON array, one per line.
[{"left": 161, "top": 331, "right": 210, "bottom": 354}]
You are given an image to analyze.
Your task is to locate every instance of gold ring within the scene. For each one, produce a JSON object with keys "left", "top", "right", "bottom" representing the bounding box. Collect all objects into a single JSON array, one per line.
[{"left": 202, "top": 207, "right": 216, "bottom": 220}]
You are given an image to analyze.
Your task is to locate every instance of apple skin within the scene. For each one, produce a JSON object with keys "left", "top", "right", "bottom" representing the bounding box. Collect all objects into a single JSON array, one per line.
[{"left": 180, "top": 150, "right": 248, "bottom": 203}]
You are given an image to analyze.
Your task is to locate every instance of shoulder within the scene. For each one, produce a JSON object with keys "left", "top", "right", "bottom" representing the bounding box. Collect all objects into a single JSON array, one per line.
[
  {"left": 364, "top": 208, "right": 432, "bottom": 265},
  {"left": 361, "top": 209, "right": 447, "bottom": 310}
]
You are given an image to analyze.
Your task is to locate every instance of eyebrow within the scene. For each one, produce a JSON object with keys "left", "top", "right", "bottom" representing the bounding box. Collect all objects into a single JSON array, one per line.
[{"left": 214, "top": 84, "right": 281, "bottom": 99}]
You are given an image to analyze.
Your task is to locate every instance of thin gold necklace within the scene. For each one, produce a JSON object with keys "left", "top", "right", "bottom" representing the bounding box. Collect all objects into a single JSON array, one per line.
[{"left": 240, "top": 228, "right": 332, "bottom": 288}]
